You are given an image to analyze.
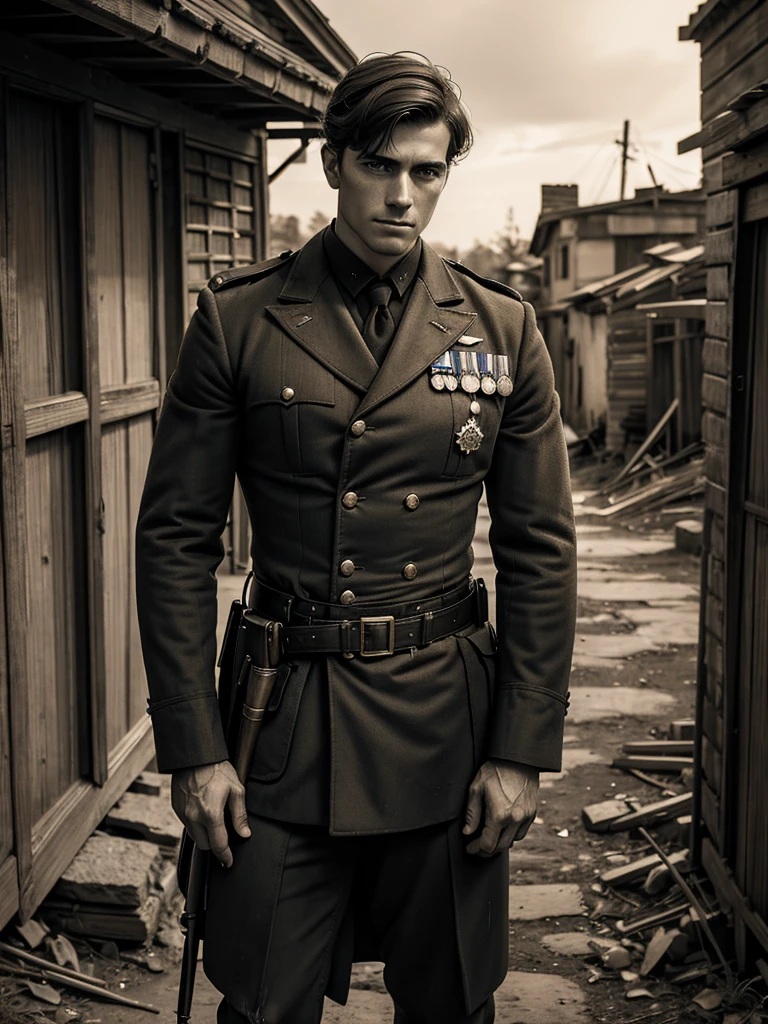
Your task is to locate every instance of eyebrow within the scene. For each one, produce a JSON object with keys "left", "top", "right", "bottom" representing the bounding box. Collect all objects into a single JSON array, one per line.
[{"left": 362, "top": 152, "right": 448, "bottom": 173}]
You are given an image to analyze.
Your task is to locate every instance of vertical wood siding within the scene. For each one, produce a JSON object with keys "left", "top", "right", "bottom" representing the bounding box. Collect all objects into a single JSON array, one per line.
[{"left": 94, "top": 117, "right": 154, "bottom": 753}]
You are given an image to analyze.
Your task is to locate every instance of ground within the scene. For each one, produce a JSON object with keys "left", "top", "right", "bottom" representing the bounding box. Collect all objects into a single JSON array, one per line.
[{"left": 9, "top": 461, "right": 755, "bottom": 1024}]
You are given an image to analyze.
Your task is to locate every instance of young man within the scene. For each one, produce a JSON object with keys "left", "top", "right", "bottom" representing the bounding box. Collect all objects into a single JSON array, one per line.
[{"left": 136, "top": 53, "right": 576, "bottom": 1024}]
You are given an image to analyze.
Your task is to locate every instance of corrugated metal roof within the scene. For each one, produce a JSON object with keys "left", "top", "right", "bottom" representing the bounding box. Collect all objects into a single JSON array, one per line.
[
  {"left": 563, "top": 264, "right": 650, "bottom": 304},
  {"left": 615, "top": 264, "right": 679, "bottom": 299}
]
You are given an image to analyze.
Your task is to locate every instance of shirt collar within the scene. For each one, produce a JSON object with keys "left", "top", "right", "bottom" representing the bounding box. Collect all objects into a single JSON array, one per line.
[{"left": 323, "top": 221, "right": 422, "bottom": 299}]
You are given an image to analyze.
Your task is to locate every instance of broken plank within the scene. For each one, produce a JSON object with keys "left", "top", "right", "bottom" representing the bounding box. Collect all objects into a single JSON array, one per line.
[
  {"left": 615, "top": 903, "right": 690, "bottom": 935},
  {"left": 613, "top": 756, "right": 694, "bottom": 772},
  {"left": 600, "top": 849, "right": 689, "bottom": 887},
  {"left": 581, "top": 798, "right": 637, "bottom": 833},
  {"left": 621, "top": 740, "right": 694, "bottom": 756},
  {"left": 608, "top": 793, "right": 693, "bottom": 832}
]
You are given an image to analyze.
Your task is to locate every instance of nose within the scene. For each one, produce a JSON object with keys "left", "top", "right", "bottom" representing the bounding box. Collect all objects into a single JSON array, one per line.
[{"left": 387, "top": 172, "right": 413, "bottom": 211}]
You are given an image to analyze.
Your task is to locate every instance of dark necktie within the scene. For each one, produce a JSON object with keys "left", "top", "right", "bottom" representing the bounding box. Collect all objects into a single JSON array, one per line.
[{"left": 363, "top": 280, "right": 395, "bottom": 365}]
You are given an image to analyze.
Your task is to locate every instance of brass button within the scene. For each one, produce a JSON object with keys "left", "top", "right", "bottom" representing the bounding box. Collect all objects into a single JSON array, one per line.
[
  {"left": 402, "top": 563, "right": 418, "bottom": 580},
  {"left": 350, "top": 419, "right": 366, "bottom": 437},
  {"left": 340, "top": 590, "right": 356, "bottom": 605},
  {"left": 404, "top": 493, "right": 420, "bottom": 511},
  {"left": 339, "top": 559, "right": 355, "bottom": 577},
  {"left": 342, "top": 491, "right": 359, "bottom": 509},
  {"left": 281, "top": 386, "right": 295, "bottom": 401}
]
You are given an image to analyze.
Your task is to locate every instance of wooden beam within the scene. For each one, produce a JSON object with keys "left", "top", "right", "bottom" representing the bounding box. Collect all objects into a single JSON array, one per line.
[
  {"left": 79, "top": 99, "right": 109, "bottom": 788},
  {"left": 0, "top": 856, "right": 20, "bottom": 932},
  {"left": 100, "top": 379, "right": 160, "bottom": 424},
  {"left": 702, "top": 839, "right": 768, "bottom": 954},
  {"left": 24, "top": 392, "right": 89, "bottom": 438}
]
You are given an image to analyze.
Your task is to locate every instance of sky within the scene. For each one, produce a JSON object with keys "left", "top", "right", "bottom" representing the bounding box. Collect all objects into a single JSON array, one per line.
[{"left": 267, "top": 0, "right": 704, "bottom": 251}]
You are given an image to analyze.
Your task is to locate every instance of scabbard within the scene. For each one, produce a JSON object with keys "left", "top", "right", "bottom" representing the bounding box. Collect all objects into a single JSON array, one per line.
[{"left": 233, "top": 663, "right": 279, "bottom": 782}]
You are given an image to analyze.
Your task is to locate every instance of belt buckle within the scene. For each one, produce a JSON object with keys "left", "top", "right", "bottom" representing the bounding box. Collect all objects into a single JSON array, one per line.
[{"left": 359, "top": 616, "right": 395, "bottom": 656}]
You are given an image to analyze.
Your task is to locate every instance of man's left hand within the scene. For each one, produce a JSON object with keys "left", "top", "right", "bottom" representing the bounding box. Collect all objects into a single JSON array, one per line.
[{"left": 463, "top": 759, "right": 540, "bottom": 856}]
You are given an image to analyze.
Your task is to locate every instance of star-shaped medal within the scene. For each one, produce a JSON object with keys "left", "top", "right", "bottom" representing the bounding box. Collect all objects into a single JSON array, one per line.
[{"left": 455, "top": 416, "right": 484, "bottom": 454}]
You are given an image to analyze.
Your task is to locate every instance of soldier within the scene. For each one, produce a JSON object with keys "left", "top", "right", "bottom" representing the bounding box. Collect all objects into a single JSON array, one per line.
[{"left": 136, "top": 52, "right": 576, "bottom": 1024}]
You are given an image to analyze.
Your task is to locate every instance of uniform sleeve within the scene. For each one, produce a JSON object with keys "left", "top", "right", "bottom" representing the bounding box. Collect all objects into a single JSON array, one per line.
[
  {"left": 135, "top": 287, "right": 237, "bottom": 773},
  {"left": 484, "top": 300, "right": 576, "bottom": 772}
]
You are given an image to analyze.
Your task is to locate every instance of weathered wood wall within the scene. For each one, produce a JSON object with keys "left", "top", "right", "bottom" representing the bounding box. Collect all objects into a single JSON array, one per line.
[
  {"left": 682, "top": 0, "right": 768, "bottom": 967},
  {"left": 0, "top": 31, "right": 268, "bottom": 930}
]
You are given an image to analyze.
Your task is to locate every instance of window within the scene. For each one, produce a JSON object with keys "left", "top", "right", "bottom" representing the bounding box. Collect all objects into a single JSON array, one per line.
[{"left": 558, "top": 243, "right": 570, "bottom": 280}]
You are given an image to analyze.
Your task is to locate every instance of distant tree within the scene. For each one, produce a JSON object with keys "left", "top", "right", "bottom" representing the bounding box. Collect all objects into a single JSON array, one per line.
[
  {"left": 269, "top": 214, "right": 304, "bottom": 257},
  {"left": 458, "top": 242, "right": 505, "bottom": 279},
  {"left": 306, "top": 210, "right": 332, "bottom": 236},
  {"left": 428, "top": 241, "right": 460, "bottom": 262}
]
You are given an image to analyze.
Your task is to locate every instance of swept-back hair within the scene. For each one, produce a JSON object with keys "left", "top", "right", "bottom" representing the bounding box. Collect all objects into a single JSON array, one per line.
[{"left": 323, "top": 53, "right": 473, "bottom": 165}]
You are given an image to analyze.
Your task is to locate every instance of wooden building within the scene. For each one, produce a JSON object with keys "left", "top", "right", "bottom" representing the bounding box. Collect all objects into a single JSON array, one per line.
[
  {"left": 679, "top": 0, "right": 768, "bottom": 968},
  {"left": 553, "top": 243, "right": 706, "bottom": 448},
  {"left": 0, "top": 0, "right": 355, "bottom": 929},
  {"left": 530, "top": 184, "right": 706, "bottom": 427}
]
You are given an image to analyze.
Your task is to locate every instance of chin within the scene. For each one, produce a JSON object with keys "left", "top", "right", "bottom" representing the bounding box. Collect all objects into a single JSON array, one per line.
[{"left": 367, "top": 234, "right": 415, "bottom": 255}]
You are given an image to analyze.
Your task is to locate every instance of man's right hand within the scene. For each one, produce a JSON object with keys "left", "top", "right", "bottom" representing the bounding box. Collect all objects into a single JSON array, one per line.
[{"left": 171, "top": 761, "right": 250, "bottom": 869}]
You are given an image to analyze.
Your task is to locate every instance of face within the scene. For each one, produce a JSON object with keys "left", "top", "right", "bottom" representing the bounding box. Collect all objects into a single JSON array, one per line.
[{"left": 321, "top": 119, "right": 451, "bottom": 274}]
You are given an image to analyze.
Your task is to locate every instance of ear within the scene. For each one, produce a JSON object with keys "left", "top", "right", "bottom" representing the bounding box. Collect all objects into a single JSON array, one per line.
[{"left": 321, "top": 144, "right": 341, "bottom": 190}]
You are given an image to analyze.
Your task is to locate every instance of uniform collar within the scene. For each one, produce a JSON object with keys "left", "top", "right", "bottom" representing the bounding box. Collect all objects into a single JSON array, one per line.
[
  {"left": 278, "top": 226, "right": 463, "bottom": 306},
  {"left": 322, "top": 222, "right": 422, "bottom": 300}
]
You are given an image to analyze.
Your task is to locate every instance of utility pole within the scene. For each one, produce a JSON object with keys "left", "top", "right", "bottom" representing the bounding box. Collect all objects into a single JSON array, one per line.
[{"left": 618, "top": 119, "right": 630, "bottom": 201}]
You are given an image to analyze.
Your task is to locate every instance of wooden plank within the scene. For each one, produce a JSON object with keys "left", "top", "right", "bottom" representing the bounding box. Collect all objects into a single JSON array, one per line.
[
  {"left": 80, "top": 100, "right": 108, "bottom": 785},
  {"left": 94, "top": 116, "right": 125, "bottom": 387},
  {"left": 22, "top": 720, "right": 154, "bottom": 920},
  {"left": 702, "top": 338, "right": 729, "bottom": 376},
  {"left": 702, "top": 372, "right": 728, "bottom": 413},
  {"left": 700, "top": 4, "right": 768, "bottom": 90},
  {"left": 612, "top": 756, "right": 694, "bottom": 772},
  {"left": 120, "top": 123, "right": 153, "bottom": 383},
  {"left": 600, "top": 849, "right": 689, "bottom": 886},
  {"left": 702, "top": 39, "right": 768, "bottom": 122},
  {"left": 681, "top": 0, "right": 762, "bottom": 47},
  {"left": 705, "top": 302, "right": 731, "bottom": 341},
  {"left": 703, "top": 410, "right": 727, "bottom": 447},
  {"left": 705, "top": 190, "right": 737, "bottom": 229},
  {"left": 722, "top": 137, "right": 768, "bottom": 188},
  {"left": 705, "top": 228, "right": 734, "bottom": 265},
  {"left": 24, "top": 392, "right": 89, "bottom": 438},
  {"left": 703, "top": 156, "right": 724, "bottom": 193},
  {"left": 100, "top": 379, "right": 160, "bottom": 423},
  {"left": 669, "top": 720, "right": 696, "bottom": 741},
  {"left": 621, "top": 740, "right": 694, "bottom": 756},
  {"left": 101, "top": 422, "right": 130, "bottom": 754},
  {"left": 609, "top": 399, "right": 679, "bottom": 486},
  {"left": 702, "top": 735, "right": 723, "bottom": 794},
  {"left": 126, "top": 415, "right": 152, "bottom": 730},
  {"left": 705, "top": 446, "right": 727, "bottom": 487},
  {"left": 2, "top": 77, "right": 34, "bottom": 893},
  {"left": 24, "top": 432, "right": 85, "bottom": 824},
  {"left": 608, "top": 793, "right": 693, "bottom": 832},
  {"left": 701, "top": 780, "right": 721, "bottom": 847},
  {"left": 744, "top": 181, "right": 768, "bottom": 223},
  {"left": 702, "top": 839, "right": 768, "bottom": 955},
  {"left": 708, "top": 556, "right": 725, "bottom": 602},
  {"left": 706, "top": 266, "right": 730, "bottom": 301},
  {"left": 0, "top": 492, "right": 12, "bottom": 864},
  {"left": 0, "top": 856, "right": 19, "bottom": 932},
  {"left": 705, "top": 94, "right": 768, "bottom": 158}
]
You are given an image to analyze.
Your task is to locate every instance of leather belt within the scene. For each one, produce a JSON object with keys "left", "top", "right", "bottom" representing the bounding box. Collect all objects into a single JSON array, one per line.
[{"left": 253, "top": 579, "right": 488, "bottom": 658}]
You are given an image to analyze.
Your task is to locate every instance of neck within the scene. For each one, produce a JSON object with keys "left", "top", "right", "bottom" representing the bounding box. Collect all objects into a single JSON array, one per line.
[{"left": 334, "top": 212, "right": 416, "bottom": 276}]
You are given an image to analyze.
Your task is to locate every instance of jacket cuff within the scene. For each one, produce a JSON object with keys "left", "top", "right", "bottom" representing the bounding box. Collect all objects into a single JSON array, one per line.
[
  {"left": 148, "top": 693, "right": 229, "bottom": 773},
  {"left": 487, "top": 684, "right": 570, "bottom": 772}
]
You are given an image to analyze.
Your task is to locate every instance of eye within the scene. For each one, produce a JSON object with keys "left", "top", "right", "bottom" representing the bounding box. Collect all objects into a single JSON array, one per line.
[
  {"left": 417, "top": 167, "right": 442, "bottom": 180},
  {"left": 364, "top": 160, "right": 389, "bottom": 172}
]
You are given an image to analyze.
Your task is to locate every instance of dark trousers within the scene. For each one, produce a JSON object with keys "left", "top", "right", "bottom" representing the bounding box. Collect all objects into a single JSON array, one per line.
[{"left": 206, "top": 814, "right": 498, "bottom": 1024}]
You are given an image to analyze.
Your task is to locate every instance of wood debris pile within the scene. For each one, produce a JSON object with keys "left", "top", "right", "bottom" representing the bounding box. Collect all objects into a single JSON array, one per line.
[
  {"left": 0, "top": 772, "right": 182, "bottom": 1018},
  {"left": 594, "top": 399, "right": 705, "bottom": 523},
  {"left": 574, "top": 719, "right": 768, "bottom": 1023}
]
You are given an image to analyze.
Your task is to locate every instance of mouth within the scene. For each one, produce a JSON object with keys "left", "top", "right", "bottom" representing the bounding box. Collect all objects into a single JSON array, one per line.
[{"left": 374, "top": 219, "right": 415, "bottom": 229}]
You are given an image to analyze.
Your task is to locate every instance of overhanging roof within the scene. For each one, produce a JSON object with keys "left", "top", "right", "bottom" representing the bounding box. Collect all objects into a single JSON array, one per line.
[
  {"left": 530, "top": 188, "right": 704, "bottom": 255},
  {"left": 636, "top": 299, "right": 707, "bottom": 318},
  {"left": 5, "top": 0, "right": 357, "bottom": 125}
]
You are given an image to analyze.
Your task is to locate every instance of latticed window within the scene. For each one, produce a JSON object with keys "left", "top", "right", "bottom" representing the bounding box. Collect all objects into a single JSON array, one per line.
[{"left": 184, "top": 146, "right": 258, "bottom": 320}]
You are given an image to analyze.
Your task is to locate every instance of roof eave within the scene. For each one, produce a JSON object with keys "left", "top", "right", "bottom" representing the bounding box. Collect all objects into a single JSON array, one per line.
[{"left": 46, "top": 0, "right": 338, "bottom": 120}]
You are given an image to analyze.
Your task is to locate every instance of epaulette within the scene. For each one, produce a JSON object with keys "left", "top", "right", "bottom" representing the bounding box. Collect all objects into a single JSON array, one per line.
[
  {"left": 443, "top": 258, "right": 523, "bottom": 302},
  {"left": 208, "top": 250, "right": 297, "bottom": 292}
]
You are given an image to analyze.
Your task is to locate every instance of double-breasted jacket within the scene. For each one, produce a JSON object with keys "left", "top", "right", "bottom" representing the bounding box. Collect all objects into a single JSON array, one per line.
[{"left": 135, "top": 228, "right": 577, "bottom": 837}]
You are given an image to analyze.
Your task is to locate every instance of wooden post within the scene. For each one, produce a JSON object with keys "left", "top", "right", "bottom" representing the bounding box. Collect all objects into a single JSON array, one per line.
[{"left": 79, "top": 99, "right": 108, "bottom": 787}]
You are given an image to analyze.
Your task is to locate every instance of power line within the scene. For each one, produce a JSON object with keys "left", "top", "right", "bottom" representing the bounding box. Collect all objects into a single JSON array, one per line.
[{"left": 592, "top": 152, "right": 620, "bottom": 205}]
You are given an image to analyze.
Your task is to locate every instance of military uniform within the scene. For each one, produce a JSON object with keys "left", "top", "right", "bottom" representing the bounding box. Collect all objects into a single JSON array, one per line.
[{"left": 135, "top": 227, "right": 576, "bottom": 1022}]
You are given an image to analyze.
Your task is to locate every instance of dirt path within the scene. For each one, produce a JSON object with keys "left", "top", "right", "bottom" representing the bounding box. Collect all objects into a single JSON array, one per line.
[{"left": 12, "top": 465, "right": 705, "bottom": 1023}]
